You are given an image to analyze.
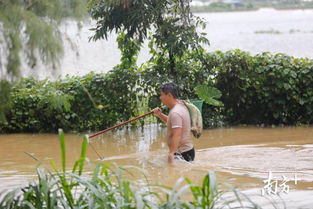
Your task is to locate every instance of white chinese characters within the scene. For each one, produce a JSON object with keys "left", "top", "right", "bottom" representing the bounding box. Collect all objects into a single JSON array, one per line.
[{"left": 262, "top": 171, "right": 298, "bottom": 195}]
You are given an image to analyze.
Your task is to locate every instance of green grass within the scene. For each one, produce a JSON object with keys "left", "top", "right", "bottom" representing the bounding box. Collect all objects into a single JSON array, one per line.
[{"left": 0, "top": 130, "right": 281, "bottom": 209}]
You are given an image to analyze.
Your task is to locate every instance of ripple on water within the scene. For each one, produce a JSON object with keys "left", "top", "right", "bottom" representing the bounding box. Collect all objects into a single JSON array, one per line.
[{"left": 195, "top": 144, "right": 313, "bottom": 182}]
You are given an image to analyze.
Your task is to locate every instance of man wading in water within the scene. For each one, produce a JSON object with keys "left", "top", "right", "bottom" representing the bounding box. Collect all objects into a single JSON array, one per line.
[{"left": 152, "top": 83, "right": 195, "bottom": 164}]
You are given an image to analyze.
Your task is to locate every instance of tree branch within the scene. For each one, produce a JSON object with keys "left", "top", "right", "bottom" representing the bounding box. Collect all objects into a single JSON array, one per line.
[{"left": 26, "top": 0, "right": 38, "bottom": 10}]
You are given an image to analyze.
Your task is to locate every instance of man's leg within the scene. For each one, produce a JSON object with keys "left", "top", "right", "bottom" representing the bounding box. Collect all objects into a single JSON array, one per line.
[{"left": 175, "top": 148, "right": 195, "bottom": 162}]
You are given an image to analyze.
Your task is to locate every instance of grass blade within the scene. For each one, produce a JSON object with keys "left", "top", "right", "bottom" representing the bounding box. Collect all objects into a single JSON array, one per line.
[{"left": 58, "top": 129, "right": 66, "bottom": 174}]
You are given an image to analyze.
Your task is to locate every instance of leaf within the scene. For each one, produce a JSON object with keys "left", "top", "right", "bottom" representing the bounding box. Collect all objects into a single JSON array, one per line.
[
  {"left": 195, "top": 85, "right": 223, "bottom": 107},
  {"left": 58, "top": 129, "right": 66, "bottom": 174}
]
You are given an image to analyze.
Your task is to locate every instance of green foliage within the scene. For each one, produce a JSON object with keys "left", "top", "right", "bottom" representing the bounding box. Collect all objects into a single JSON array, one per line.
[
  {"left": 0, "top": 68, "right": 142, "bottom": 133},
  {"left": 214, "top": 50, "right": 313, "bottom": 125},
  {"left": 186, "top": 171, "right": 219, "bottom": 208},
  {"left": 88, "top": 0, "right": 160, "bottom": 42},
  {"left": 0, "top": 0, "right": 88, "bottom": 123},
  {"left": 0, "top": 0, "right": 87, "bottom": 80},
  {"left": 140, "top": 49, "right": 212, "bottom": 106},
  {"left": 88, "top": 0, "right": 209, "bottom": 80},
  {"left": 0, "top": 80, "right": 11, "bottom": 122},
  {"left": 1, "top": 50, "right": 313, "bottom": 133},
  {"left": 74, "top": 134, "right": 88, "bottom": 175},
  {"left": 195, "top": 85, "right": 223, "bottom": 107},
  {"left": 115, "top": 32, "right": 142, "bottom": 70},
  {"left": 0, "top": 131, "right": 273, "bottom": 209},
  {"left": 59, "top": 129, "right": 67, "bottom": 173},
  {"left": 0, "top": 78, "right": 75, "bottom": 132}
]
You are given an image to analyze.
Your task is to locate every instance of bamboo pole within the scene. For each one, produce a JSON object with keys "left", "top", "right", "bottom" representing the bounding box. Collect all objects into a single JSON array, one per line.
[{"left": 89, "top": 110, "right": 154, "bottom": 138}]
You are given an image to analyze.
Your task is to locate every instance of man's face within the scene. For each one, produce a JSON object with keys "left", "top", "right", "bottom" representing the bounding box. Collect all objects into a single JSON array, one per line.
[{"left": 160, "top": 90, "right": 171, "bottom": 106}]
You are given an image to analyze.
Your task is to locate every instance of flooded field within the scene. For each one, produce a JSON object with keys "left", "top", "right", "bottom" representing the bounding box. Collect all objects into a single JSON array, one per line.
[{"left": 0, "top": 126, "right": 313, "bottom": 208}]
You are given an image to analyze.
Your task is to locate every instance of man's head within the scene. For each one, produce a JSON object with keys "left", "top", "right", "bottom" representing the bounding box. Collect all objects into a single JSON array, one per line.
[{"left": 159, "top": 82, "right": 179, "bottom": 107}]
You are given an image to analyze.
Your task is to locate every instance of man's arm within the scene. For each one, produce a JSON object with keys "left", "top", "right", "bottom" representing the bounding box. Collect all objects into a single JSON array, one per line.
[
  {"left": 168, "top": 127, "right": 182, "bottom": 164},
  {"left": 152, "top": 108, "right": 168, "bottom": 123}
]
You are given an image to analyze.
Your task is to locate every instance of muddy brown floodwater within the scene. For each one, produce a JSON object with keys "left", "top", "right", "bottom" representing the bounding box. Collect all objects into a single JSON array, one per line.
[{"left": 1, "top": 126, "right": 313, "bottom": 208}]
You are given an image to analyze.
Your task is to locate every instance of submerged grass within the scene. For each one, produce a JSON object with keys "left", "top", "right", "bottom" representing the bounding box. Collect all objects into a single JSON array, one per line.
[{"left": 0, "top": 130, "right": 281, "bottom": 209}]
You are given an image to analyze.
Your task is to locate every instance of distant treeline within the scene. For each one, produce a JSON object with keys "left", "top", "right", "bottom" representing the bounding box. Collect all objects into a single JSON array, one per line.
[
  {"left": 1, "top": 49, "right": 312, "bottom": 133},
  {"left": 191, "top": 0, "right": 313, "bottom": 12}
]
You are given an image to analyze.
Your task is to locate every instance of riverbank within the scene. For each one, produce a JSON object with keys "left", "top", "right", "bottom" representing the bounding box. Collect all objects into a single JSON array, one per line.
[
  {"left": 1, "top": 50, "right": 312, "bottom": 133},
  {"left": 191, "top": 1, "right": 313, "bottom": 13}
]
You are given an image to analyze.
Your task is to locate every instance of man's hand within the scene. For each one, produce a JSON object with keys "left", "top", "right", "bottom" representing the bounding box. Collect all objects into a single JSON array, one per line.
[
  {"left": 152, "top": 107, "right": 167, "bottom": 123},
  {"left": 152, "top": 107, "right": 162, "bottom": 116}
]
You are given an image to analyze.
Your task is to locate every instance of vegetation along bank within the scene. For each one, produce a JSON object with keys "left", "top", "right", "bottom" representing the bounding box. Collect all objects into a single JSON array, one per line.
[{"left": 1, "top": 49, "right": 312, "bottom": 133}]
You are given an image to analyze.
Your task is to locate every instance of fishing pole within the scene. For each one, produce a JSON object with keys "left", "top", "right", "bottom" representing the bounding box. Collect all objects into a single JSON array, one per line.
[
  {"left": 88, "top": 108, "right": 164, "bottom": 159},
  {"left": 89, "top": 143, "right": 105, "bottom": 160},
  {"left": 90, "top": 110, "right": 156, "bottom": 138}
]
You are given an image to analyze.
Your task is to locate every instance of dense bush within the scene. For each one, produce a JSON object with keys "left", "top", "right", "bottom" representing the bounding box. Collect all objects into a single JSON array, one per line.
[
  {"left": 0, "top": 50, "right": 312, "bottom": 133},
  {"left": 214, "top": 50, "right": 313, "bottom": 125},
  {"left": 0, "top": 68, "right": 141, "bottom": 133}
]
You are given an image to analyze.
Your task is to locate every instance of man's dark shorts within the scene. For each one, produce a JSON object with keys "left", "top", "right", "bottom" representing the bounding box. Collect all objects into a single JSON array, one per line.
[{"left": 174, "top": 147, "right": 195, "bottom": 162}]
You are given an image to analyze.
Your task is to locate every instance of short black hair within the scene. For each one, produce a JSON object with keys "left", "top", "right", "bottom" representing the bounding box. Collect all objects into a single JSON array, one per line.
[{"left": 160, "top": 82, "right": 179, "bottom": 99}]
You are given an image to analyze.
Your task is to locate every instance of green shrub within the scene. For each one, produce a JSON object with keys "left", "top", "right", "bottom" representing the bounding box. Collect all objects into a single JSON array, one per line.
[
  {"left": 215, "top": 50, "right": 313, "bottom": 125},
  {"left": 1, "top": 78, "right": 74, "bottom": 132},
  {"left": 0, "top": 68, "right": 141, "bottom": 133},
  {"left": 1, "top": 50, "right": 312, "bottom": 133}
]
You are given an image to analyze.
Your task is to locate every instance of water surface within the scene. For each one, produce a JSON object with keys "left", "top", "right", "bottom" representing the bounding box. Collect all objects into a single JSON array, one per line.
[
  {"left": 25, "top": 9, "right": 313, "bottom": 79},
  {"left": 1, "top": 126, "right": 313, "bottom": 207}
]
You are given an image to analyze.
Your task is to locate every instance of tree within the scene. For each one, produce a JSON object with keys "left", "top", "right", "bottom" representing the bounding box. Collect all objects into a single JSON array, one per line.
[
  {"left": 0, "top": 0, "right": 87, "bottom": 81},
  {"left": 0, "top": 0, "right": 87, "bottom": 121},
  {"left": 88, "top": 0, "right": 209, "bottom": 78}
]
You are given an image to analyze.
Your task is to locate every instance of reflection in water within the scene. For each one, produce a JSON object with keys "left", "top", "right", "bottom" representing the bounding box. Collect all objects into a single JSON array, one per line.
[{"left": 1, "top": 126, "right": 313, "bottom": 207}]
